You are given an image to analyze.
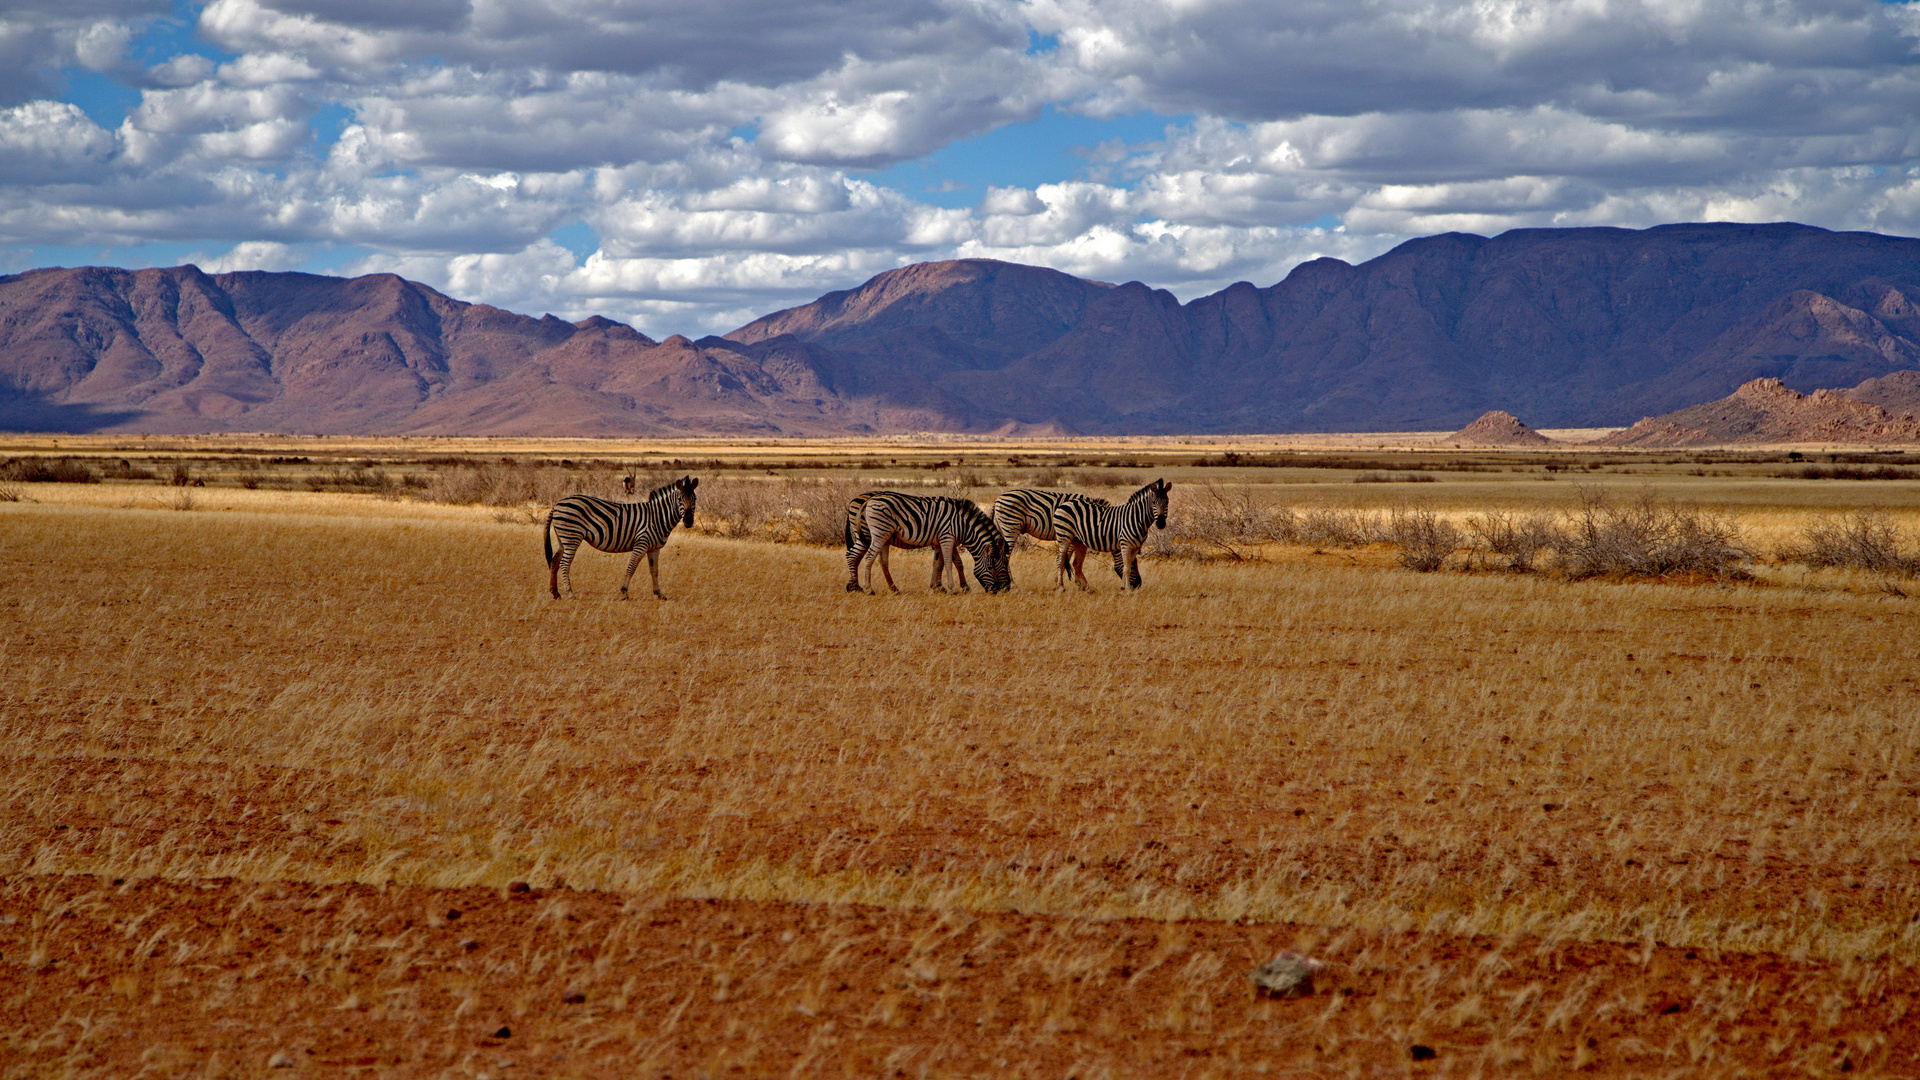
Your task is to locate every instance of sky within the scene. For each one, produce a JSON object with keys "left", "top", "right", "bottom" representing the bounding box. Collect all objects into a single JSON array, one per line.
[{"left": 3, "top": 0, "right": 1920, "bottom": 338}]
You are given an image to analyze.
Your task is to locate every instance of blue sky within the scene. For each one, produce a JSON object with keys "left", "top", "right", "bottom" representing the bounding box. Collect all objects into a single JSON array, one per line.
[{"left": 4, "top": 0, "right": 1920, "bottom": 335}]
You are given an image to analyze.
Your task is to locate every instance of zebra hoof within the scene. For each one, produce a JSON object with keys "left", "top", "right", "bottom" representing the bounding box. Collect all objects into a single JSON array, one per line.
[{"left": 845, "top": 583, "right": 862, "bottom": 592}]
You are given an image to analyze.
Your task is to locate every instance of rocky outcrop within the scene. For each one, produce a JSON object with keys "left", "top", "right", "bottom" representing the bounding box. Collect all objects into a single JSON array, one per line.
[
  {"left": 1447, "top": 410, "right": 1555, "bottom": 446},
  {"left": 1596, "top": 377, "right": 1920, "bottom": 446}
]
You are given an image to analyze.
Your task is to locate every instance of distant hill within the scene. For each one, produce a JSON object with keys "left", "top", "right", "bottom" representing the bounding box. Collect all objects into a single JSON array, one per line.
[
  {"left": 1598, "top": 376, "right": 1920, "bottom": 446},
  {"left": 1447, "top": 411, "right": 1555, "bottom": 446},
  {"left": 0, "top": 266, "right": 912, "bottom": 435},
  {"left": 6, "top": 222, "right": 1920, "bottom": 434}
]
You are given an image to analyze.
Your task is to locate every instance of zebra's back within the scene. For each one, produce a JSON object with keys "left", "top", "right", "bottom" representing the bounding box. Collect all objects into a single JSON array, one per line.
[
  {"left": 991, "top": 488, "right": 1091, "bottom": 543},
  {"left": 550, "top": 494, "right": 644, "bottom": 552}
]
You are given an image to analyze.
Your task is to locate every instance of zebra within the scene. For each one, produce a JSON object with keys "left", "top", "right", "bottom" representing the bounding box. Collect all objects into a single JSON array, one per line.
[
  {"left": 991, "top": 487, "right": 1119, "bottom": 585},
  {"left": 545, "top": 476, "right": 698, "bottom": 599},
  {"left": 844, "top": 490, "right": 1010, "bottom": 594},
  {"left": 1051, "top": 478, "right": 1172, "bottom": 590}
]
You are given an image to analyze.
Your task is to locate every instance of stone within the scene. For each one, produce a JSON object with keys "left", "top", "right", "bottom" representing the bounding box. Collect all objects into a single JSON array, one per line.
[
  {"left": 268, "top": 1052, "right": 296, "bottom": 1068},
  {"left": 1249, "top": 951, "right": 1322, "bottom": 999}
]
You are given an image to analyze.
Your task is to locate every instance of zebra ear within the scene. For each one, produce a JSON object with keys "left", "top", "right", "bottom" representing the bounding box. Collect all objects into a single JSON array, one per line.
[{"left": 683, "top": 476, "right": 698, "bottom": 489}]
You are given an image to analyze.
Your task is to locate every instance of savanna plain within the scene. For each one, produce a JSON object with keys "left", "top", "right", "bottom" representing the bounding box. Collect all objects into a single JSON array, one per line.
[{"left": 3, "top": 439, "right": 1920, "bottom": 1078}]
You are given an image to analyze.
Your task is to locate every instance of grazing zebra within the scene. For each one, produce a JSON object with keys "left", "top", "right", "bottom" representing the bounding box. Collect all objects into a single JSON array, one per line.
[
  {"left": 845, "top": 490, "right": 1010, "bottom": 594},
  {"left": 545, "top": 476, "right": 698, "bottom": 599},
  {"left": 1051, "top": 478, "right": 1172, "bottom": 590}
]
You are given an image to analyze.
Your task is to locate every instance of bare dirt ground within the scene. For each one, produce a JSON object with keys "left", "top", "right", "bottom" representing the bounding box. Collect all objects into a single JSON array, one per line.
[{"left": 3, "top": 470, "right": 1919, "bottom": 1077}]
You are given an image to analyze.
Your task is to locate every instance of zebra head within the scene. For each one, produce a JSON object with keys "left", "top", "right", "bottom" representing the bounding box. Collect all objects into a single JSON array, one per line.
[
  {"left": 1130, "top": 478, "right": 1172, "bottom": 529},
  {"left": 673, "top": 475, "right": 698, "bottom": 527},
  {"left": 975, "top": 534, "right": 1012, "bottom": 593}
]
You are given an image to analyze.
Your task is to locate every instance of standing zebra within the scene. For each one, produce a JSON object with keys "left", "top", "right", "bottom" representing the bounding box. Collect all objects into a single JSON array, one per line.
[
  {"left": 546, "top": 476, "right": 698, "bottom": 599},
  {"left": 845, "top": 490, "right": 1010, "bottom": 594},
  {"left": 992, "top": 486, "right": 1121, "bottom": 586},
  {"left": 1051, "top": 478, "right": 1171, "bottom": 590},
  {"left": 991, "top": 488, "right": 1097, "bottom": 546}
]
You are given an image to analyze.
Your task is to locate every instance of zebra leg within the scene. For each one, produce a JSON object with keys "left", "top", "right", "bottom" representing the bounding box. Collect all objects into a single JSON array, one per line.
[
  {"left": 930, "top": 545, "right": 947, "bottom": 592},
  {"left": 1054, "top": 542, "right": 1070, "bottom": 589},
  {"left": 1126, "top": 544, "right": 1143, "bottom": 589},
  {"left": 875, "top": 542, "right": 900, "bottom": 593},
  {"left": 845, "top": 531, "right": 867, "bottom": 592},
  {"left": 1071, "top": 546, "right": 1091, "bottom": 591},
  {"left": 648, "top": 547, "right": 666, "bottom": 599},
  {"left": 618, "top": 547, "right": 644, "bottom": 599},
  {"left": 548, "top": 545, "right": 563, "bottom": 599},
  {"left": 557, "top": 541, "right": 579, "bottom": 598}
]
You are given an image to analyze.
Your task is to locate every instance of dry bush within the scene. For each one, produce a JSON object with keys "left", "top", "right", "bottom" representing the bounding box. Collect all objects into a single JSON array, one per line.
[
  {"left": 690, "top": 476, "right": 864, "bottom": 545},
  {"left": 1794, "top": 511, "right": 1920, "bottom": 574},
  {"left": 100, "top": 458, "right": 154, "bottom": 480},
  {"left": 1294, "top": 507, "right": 1388, "bottom": 548},
  {"left": 1466, "top": 510, "right": 1565, "bottom": 572},
  {"left": 415, "top": 462, "right": 623, "bottom": 507},
  {"left": 1385, "top": 506, "right": 1462, "bottom": 572},
  {"left": 1560, "top": 490, "right": 1748, "bottom": 580},
  {"left": 168, "top": 462, "right": 191, "bottom": 486},
  {"left": 0, "top": 482, "right": 19, "bottom": 502},
  {"left": 0, "top": 456, "right": 99, "bottom": 483},
  {"left": 1155, "top": 482, "right": 1295, "bottom": 561}
]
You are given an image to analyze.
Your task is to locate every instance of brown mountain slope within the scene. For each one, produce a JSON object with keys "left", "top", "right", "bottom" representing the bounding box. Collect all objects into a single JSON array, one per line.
[
  {"left": 1838, "top": 370, "right": 1920, "bottom": 418},
  {"left": 725, "top": 224, "right": 1920, "bottom": 433},
  {"left": 9, "top": 223, "right": 1920, "bottom": 435},
  {"left": 1596, "top": 377, "right": 1920, "bottom": 446},
  {"left": 0, "top": 266, "right": 901, "bottom": 435}
]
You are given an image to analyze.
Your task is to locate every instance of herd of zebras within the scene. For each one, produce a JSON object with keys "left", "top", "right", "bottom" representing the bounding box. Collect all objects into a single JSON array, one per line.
[{"left": 544, "top": 475, "right": 1174, "bottom": 598}]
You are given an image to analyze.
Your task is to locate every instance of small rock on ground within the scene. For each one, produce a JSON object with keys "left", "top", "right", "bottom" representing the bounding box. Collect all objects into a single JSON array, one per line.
[{"left": 1249, "top": 951, "right": 1321, "bottom": 999}]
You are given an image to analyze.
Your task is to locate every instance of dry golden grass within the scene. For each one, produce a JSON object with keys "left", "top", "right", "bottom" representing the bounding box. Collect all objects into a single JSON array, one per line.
[{"left": 3, "top": 461, "right": 1920, "bottom": 1077}]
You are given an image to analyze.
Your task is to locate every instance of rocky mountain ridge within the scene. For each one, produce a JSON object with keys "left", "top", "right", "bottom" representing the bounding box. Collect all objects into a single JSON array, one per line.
[
  {"left": 1598, "top": 375, "right": 1920, "bottom": 446},
  {"left": 6, "top": 222, "right": 1920, "bottom": 435}
]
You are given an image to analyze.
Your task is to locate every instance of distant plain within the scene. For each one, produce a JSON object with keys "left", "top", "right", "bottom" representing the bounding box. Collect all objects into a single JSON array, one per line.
[{"left": 3, "top": 436, "right": 1919, "bottom": 1077}]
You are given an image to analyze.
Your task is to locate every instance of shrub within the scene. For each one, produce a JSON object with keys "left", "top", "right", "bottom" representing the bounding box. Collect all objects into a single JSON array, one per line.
[
  {"left": 689, "top": 477, "right": 864, "bottom": 545},
  {"left": 169, "top": 463, "right": 191, "bottom": 487},
  {"left": 1386, "top": 507, "right": 1461, "bottom": 572},
  {"left": 1153, "top": 482, "right": 1296, "bottom": 561},
  {"left": 1560, "top": 491, "right": 1748, "bottom": 580},
  {"left": 1294, "top": 508, "right": 1387, "bottom": 548},
  {"left": 1794, "top": 512, "right": 1918, "bottom": 574},
  {"left": 1467, "top": 511, "right": 1565, "bottom": 572},
  {"left": 1, "top": 457, "right": 99, "bottom": 483},
  {"left": 100, "top": 459, "right": 154, "bottom": 480}
]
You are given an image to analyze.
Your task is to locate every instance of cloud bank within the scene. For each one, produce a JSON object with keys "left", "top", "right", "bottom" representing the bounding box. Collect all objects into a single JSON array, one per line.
[{"left": 2, "top": 0, "right": 1919, "bottom": 335}]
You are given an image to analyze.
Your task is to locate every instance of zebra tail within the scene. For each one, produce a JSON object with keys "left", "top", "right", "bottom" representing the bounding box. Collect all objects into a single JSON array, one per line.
[{"left": 543, "top": 511, "right": 555, "bottom": 566}]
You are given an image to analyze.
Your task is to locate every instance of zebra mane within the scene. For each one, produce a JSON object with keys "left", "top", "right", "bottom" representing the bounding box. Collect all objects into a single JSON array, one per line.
[
  {"left": 950, "top": 498, "right": 1003, "bottom": 547},
  {"left": 647, "top": 480, "right": 682, "bottom": 502},
  {"left": 1126, "top": 482, "right": 1158, "bottom": 503}
]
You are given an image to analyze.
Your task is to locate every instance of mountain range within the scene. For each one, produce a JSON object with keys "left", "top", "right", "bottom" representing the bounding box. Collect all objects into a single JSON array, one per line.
[{"left": 5, "top": 222, "right": 1920, "bottom": 435}]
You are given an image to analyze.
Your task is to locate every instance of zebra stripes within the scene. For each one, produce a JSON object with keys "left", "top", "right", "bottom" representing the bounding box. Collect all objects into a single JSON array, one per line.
[
  {"left": 1051, "top": 478, "right": 1172, "bottom": 590},
  {"left": 546, "top": 476, "right": 699, "bottom": 599},
  {"left": 845, "top": 490, "right": 1010, "bottom": 594},
  {"left": 990, "top": 488, "right": 1093, "bottom": 546},
  {"left": 992, "top": 486, "right": 1126, "bottom": 584}
]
